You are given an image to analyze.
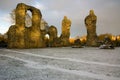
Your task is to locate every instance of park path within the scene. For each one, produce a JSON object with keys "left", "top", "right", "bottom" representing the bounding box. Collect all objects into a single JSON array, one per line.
[{"left": 0, "top": 48, "right": 120, "bottom": 80}]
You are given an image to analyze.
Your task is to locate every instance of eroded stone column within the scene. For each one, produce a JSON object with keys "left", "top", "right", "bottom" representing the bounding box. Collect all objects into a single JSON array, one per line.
[
  {"left": 59, "top": 16, "right": 71, "bottom": 46},
  {"left": 85, "top": 10, "right": 98, "bottom": 47},
  {"left": 8, "top": 3, "right": 26, "bottom": 48},
  {"left": 48, "top": 25, "right": 58, "bottom": 47},
  {"left": 25, "top": 6, "right": 44, "bottom": 48}
]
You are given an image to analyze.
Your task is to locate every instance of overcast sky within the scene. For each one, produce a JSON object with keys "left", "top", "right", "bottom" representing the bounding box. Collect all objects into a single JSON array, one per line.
[{"left": 0, "top": 0, "right": 120, "bottom": 37}]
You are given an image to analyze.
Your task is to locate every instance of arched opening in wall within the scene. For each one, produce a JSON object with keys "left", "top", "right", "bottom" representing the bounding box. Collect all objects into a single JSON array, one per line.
[
  {"left": 45, "top": 34, "right": 50, "bottom": 47},
  {"left": 45, "top": 34, "right": 49, "bottom": 40},
  {"left": 25, "top": 10, "right": 32, "bottom": 27}
]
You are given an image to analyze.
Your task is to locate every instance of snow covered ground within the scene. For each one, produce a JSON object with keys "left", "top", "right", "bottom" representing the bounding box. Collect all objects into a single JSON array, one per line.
[{"left": 0, "top": 47, "right": 120, "bottom": 80}]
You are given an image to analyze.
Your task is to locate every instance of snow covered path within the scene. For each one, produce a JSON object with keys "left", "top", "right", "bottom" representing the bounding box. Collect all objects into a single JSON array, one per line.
[{"left": 0, "top": 47, "right": 120, "bottom": 80}]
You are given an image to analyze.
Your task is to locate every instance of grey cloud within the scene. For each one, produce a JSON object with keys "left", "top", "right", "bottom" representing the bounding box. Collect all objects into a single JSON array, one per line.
[
  {"left": 36, "top": 0, "right": 120, "bottom": 36},
  {"left": 0, "top": 0, "right": 33, "bottom": 11}
]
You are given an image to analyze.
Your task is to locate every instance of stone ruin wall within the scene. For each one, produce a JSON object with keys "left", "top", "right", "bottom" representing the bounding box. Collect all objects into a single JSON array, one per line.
[{"left": 8, "top": 3, "right": 44, "bottom": 48}]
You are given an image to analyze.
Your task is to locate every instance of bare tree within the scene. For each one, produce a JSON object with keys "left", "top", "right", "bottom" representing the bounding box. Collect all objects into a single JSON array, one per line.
[
  {"left": 10, "top": 9, "right": 16, "bottom": 24},
  {"left": 10, "top": 9, "right": 32, "bottom": 27}
]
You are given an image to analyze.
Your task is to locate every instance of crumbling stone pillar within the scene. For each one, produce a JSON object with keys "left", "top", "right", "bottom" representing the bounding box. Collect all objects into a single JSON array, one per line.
[
  {"left": 8, "top": 3, "right": 26, "bottom": 48},
  {"left": 24, "top": 6, "right": 43, "bottom": 48},
  {"left": 59, "top": 16, "right": 71, "bottom": 46},
  {"left": 48, "top": 25, "right": 58, "bottom": 47},
  {"left": 85, "top": 10, "right": 98, "bottom": 47},
  {"left": 8, "top": 3, "right": 44, "bottom": 48}
]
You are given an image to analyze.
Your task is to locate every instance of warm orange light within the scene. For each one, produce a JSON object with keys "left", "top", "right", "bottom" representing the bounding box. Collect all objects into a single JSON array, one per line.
[
  {"left": 117, "top": 36, "right": 120, "bottom": 40},
  {"left": 80, "top": 38, "right": 83, "bottom": 42},
  {"left": 69, "top": 38, "right": 75, "bottom": 44},
  {"left": 80, "top": 36, "right": 87, "bottom": 42},
  {"left": 112, "top": 36, "right": 116, "bottom": 41}
]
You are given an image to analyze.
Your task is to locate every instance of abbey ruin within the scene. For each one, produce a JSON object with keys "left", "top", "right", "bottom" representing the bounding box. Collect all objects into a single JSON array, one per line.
[
  {"left": 7, "top": 3, "right": 72, "bottom": 48},
  {"left": 1, "top": 3, "right": 117, "bottom": 48}
]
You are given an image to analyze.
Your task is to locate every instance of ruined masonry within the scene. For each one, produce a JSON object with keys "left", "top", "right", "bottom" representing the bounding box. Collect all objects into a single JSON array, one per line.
[
  {"left": 85, "top": 10, "right": 98, "bottom": 47},
  {"left": 59, "top": 16, "right": 71, "bottom": 46},
  {"left": 8, "top": 3, "right": 45, "bottom": 48}
]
